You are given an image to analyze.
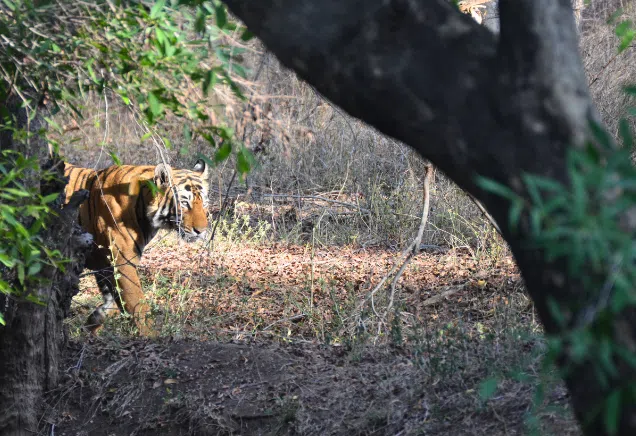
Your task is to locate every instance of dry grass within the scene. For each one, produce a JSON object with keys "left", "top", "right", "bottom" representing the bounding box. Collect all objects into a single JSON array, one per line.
[{"left": 581, "top": 0, "right": 636, "bottom": 138}]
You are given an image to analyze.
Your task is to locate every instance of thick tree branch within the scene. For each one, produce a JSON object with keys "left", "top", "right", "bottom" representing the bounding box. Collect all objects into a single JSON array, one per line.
[
  {"left": 224, "top": 0, "right": 499, "bottom": 189},
  {"left": 223, "top": 0, "right": 595, "bottom": 204}
]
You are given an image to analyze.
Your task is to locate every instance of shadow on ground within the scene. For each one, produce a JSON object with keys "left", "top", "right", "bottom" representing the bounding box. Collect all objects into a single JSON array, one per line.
[{"left": 45, "top": 335, "right": 578, "bottom": 436}]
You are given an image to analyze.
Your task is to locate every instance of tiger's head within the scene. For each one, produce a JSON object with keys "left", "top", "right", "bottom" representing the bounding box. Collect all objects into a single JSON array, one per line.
[{"left": 148, "top": 159, "right": 210, "bottom": 241}]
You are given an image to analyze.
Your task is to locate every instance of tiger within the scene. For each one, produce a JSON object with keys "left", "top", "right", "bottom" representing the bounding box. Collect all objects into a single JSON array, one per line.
[{"left": 64, "top": 160, "right": 210, "bottom": 336}]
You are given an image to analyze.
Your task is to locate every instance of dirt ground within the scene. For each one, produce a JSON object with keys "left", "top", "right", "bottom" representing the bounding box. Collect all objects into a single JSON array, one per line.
[
  {"left": 46, "top": 337, "right": 577, "bottom": 436},
  {"left": 46, "top": 241, "right": 581, "bottom": 436}
]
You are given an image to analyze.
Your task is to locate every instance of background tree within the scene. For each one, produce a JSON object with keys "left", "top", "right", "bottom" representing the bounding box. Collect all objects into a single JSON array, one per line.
[{"left": 219, "top": 0, "right": 636, "bottom": 434}]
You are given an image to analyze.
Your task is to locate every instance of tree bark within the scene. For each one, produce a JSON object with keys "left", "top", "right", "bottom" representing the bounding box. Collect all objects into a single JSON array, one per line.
[
  {"left": 0, "top": 97, "right": 90, "bottom": 435},
  {"left": 221, "top": 0, "right": 632, "bottom": 434}
]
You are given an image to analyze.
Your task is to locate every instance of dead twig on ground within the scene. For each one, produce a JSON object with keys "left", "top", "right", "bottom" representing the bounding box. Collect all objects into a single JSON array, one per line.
[
  {"left": 421, "top": 284, "right": 467, "bottom": 307},
  {"left": 466, "top": 192, "right": 501, "bottom": 235},
  {"left": 262, "top": 193, "right": 371, "bottom": 214},
  {"left": 385, "top": 164, "right": 434, "bottom": 317},
  {"left": 354, "top": 164, "right": 434, "bottom": 339}
]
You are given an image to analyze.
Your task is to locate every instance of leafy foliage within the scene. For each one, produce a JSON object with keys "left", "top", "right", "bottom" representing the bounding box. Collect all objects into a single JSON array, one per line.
[
  {"left": 0, "top": 0, "right": 252, "bottom": 168},
  {"left": 0, "top": 150, "right": 67, "bottom": 323}
]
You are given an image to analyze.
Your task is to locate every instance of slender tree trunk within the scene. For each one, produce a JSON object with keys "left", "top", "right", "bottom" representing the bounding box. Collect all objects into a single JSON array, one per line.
[
  {"left": 0, "top": 97, "right": 90, "bottom": 435},
  {"left": 221, "top": 0, "right": 634, "bottom": 433}
]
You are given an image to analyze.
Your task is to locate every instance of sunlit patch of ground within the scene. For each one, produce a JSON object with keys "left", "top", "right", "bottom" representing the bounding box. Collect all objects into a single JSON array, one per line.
[{"left": 69, "top": 233, "right": 529, "bottom": 344}]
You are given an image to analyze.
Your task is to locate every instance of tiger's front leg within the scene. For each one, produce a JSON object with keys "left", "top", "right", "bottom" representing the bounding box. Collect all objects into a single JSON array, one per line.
[
  {"left": 86, "top": 262, "right": 155, "bottom": 336},
  {"left": 85, "top": 266, "right": 120, "bottom": 334},
  {"left": 113, "top": 261, "right": 155, "bottom": 337}
]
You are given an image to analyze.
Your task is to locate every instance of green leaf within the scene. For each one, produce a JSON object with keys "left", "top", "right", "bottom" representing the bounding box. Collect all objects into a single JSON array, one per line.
[
  {"left": 41, "top": 193, "right": 59, "bottom": 204},
  {"left": 0, "top": 312, "right": 5, "bottom": 326},
  {"left": 615, "top": 20, "right": 636, "bottom": 53},
  {"left": 109, "top": 151, "right": 122, "bottom": 166},
  {"left": 215, "top": 3, "right": 227, "bottom": 29},
  {"left": 2, "top": 187, "right": 30, "bottom": 198},
  {"left": 475, "top": 176, "right": 519, "bottom": 201},
  {"left": 150, "top": 0, "right": 166, "bottom": 19},
  {"left": 604, "top": 390, "right": 621, "bottom": 435},
  {"left": 589, "top": 120, "right": 616, "bottom": 150},
  {"left": 148, "top": 92, "right": 164, "bottom": 118},
  {"left": 203, "top": 69, "right": 217, "bottom": 95},
  {"left": 236, "top": 148, "right": 253, "bottom": 175},
  {"left": 240, "top": 28, "right": 254, "bottom": 42},
  {"left": 141, "top": 131, "right": 153, "bottom": 142},
  {"left": 197, "top": 154, "right": 215, "bottom": 169},
  {"left": 25, "top": 293, "right": 45, "bottom": 306},
  {"left": 214, "top": 141, "right": 231, "bottom": 163},
  {"left": 155, "top": 27, "right": 168, "bottom": 52},
  {"left": 194, "top": 7, "right": 206, "bottom": 33},
  {"left": 145, "top": 179, "right": 162, "bottom": 197},
  {"left": 27, "top": 262, "right": 42, "bottom": 277},
  {"left": 509, "top": 200, "right": 523, "bottom": 233},
  {"left": 1, "top": 0, "right": 16, "bottom": 12},
  {"left": 479, "top": 377, "right": 498, "bottom": 401},
  {"left": 17, "top": 263, "right": 24, "bottom": 285},
  {"left": 0, "top": 253, "right": 16, "bottom": 268}
]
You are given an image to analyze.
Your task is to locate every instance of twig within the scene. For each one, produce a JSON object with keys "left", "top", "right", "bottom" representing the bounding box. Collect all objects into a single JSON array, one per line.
[
  {"left": 589, "top": 45, "right": 635, "bottom": 89},
  {"left": 206, "top": 168, "right": 237, "bottom": 249},
  {"left": 467, "top": 192, "right": 502, "bottom": 235},
  {"left": 262, "top": 313, "right": 307, "bottom": 331},
  {"left": 310, "top": 227, "right": 316, "bottom": 313},
  {"left": 354, "top": 164, "right": 434, "bottom": 337},
  {"left": 421, "top": 284, "right": 467, "bottom": 307},
  {"left": 205, "top": 52, "right": 269, "bottom": 250},
  {"left": 386, "top": 164, "right": 434, "bottom": 315},
  {"left": 66, "top": 344, "right": 87, "bottom": 372},
  {"left": 262, "top": 193, "right": 371, "bottom": 214}
]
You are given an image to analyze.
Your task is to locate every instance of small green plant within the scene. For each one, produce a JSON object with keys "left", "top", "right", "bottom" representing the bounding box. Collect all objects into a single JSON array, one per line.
[
  {"left": 214, "top": 212, "right": 271, "bottom": 247},
  {"left": 0, "top": 150, "right": 67, "bottom": 324}
]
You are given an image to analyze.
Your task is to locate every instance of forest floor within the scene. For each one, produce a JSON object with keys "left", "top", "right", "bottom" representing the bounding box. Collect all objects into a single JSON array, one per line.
[{"left": 45, "top": 236, "right": 580, "bottom": 435}]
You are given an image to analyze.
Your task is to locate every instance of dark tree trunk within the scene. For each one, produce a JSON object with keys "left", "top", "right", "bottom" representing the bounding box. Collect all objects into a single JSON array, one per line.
[
  {"left": 221, "top": 0, "right": 633, "bottom": 434},
  {"left": 0, "top": 97, "right": 90, "bottom": 436}
]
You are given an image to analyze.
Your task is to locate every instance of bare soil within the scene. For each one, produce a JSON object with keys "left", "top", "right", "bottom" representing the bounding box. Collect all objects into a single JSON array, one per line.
[{"left": 47, "top": 337, "right": 577, "bottom": 436}]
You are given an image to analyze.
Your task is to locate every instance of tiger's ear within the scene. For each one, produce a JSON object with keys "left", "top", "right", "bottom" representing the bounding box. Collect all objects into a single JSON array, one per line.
[
  {"left": 193, "top": 158, "right": 209, "bottom": 179},
  {"left": 154, "top": 163, "right": 172, "bottom": 189}
]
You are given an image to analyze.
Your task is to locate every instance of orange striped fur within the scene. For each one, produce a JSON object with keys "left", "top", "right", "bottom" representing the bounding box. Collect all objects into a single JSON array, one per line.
[{"left": 64, "top": 160, "right": 209, "bottom": 336}]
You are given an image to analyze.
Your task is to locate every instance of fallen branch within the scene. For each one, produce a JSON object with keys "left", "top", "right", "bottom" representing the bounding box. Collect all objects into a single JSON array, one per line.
[
  {"left": 421, "top": 284, "right": 467, "bottom": 307},
  {"left": 386, "top": 164, "right": 434, "bottom": 315},
  {"left": 355, "top": 164, "right": 434, "bottom": 338},
  {"left": 466, "top": 192, "right": 502, "bottom": 235},
  {"left": 262, "top": 193, "right": 371, "bottom": 214},
  {"left": 263, "top": 313, "right": 307, "bottom": 331}
]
